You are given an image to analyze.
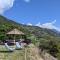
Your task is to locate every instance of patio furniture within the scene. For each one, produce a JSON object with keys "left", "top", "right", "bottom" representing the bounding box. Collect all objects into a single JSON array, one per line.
[
  {"left": 5, "top": 43, "right": 15, "bottom": 51},
  {"left": 16, "top": 42, "right": 23, "bottom": 49}
]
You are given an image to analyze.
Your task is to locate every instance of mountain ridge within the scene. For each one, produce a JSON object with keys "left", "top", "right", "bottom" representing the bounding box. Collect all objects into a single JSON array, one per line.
[
  {"left": 0, "top": 15, "right": 60, "bottom": 37},
  {"left": 0, "top": 15, "right": 60, "bottom": 59}
]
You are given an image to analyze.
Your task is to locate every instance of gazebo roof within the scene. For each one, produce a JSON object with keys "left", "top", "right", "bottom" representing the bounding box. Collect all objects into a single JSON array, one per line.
[{"left": 7, "top": 29, "right": 24, "bottom": 35}]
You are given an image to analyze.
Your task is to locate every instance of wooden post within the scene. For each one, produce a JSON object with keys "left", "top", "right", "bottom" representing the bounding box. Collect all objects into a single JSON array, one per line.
[
  {"left": 14, "top": 34, "right": 16, "bottom": 44},
  {"left": 25, "top": 48, "right": 27, "bottom": 60},
  {"left": 30, "top": 50, "right": 31, "bottom": 60}
]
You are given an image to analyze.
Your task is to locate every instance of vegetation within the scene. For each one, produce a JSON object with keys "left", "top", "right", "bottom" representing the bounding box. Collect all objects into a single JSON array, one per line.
[{"left": 0, "top": 15, "right": 60, "bottom": 59}]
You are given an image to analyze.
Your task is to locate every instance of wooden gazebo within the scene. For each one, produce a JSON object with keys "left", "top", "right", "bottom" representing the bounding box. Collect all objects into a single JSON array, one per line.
[{"left": 6, "top": 28, "right": 25, "bottom": 44}]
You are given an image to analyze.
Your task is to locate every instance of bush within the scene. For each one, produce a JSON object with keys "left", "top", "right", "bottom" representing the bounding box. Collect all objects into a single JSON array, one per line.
[{"left": 39, "top": 40, "right": 59, "bottom": 57}]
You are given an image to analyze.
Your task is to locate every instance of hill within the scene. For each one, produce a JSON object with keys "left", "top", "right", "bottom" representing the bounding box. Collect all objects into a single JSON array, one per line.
[
  {"left": 0, "top": 15, "right": 60, "bottom": 43},
  {"left": 0, "top": 15, "right": 60, "bottom": 38},
  {"left": 0, "top": 15, "right": 60, "bottom": 60}
]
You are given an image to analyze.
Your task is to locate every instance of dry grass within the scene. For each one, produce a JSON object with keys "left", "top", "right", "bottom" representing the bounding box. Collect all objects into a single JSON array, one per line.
[
  {"left": 27, "top": 44, "right": 43, "bottom": 60},
  {"left": 0, "top": 44, "right": 43, "bottom": 60},
  {"left": 0, "top": 45, "right": 25, "bottom": 60}
]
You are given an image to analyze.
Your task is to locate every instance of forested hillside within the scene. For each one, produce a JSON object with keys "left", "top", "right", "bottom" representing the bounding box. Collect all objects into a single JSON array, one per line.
[{"left": 0, "top": 15, "right": 60, "bottom": 60}]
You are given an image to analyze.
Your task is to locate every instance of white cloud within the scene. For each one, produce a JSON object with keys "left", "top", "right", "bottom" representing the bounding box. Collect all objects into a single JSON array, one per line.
[
  {"left": 36, "top": 20, "right": 60, "bottom": 32},
  {"left": 24, "top": 0, "right": 31, "bottom": 3},
  {"left": 27, "top": 23, "right": 32, "bottom": 26},
  {"left": 36, "top": 22, "right": 41, "bottom": 27},
  {"left": 0, "top": 0, "right": 15, "bottom": 14}
]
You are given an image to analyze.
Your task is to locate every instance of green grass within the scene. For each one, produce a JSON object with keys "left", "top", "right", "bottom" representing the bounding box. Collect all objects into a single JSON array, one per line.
[
  {"left": 0, "top": 44, "right": 39, "bottom": 60},
  {"left": 0, "top": 45, "right": 25, "bottom": 60}
]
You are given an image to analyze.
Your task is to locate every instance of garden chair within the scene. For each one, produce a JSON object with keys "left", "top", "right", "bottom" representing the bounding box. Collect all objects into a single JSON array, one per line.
[
  {"left": 5, "top": 43, "right": 15, "bottom": 51},
  {"left": 16, "top": 42, "right": 23, "bottom": 49}
]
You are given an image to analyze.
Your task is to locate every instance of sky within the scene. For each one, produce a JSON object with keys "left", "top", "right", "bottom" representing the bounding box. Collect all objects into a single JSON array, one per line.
[{"left": 0, "top": 0, "right": 60, "bottom": 31}]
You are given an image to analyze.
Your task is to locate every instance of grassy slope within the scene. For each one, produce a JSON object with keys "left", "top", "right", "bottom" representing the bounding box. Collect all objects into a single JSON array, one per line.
[
  {"left": 0, "top": 45, "right": 24, "bottom": 60},
  {"left": 0, "top": 15, "right": 60, "bottom": 60},
  {"left": 0, "top": 44, "right": 44, "bottom": 60}
]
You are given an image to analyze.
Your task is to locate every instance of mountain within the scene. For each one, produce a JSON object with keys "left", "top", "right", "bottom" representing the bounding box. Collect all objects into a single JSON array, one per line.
[
  {"left": 52, "top": 29, "right": 60, "bottom": 35},
  {"left": 0, "top": 15, "right": 60, "bottom": 59},
  {"left": 0, "top": 15, "right": 60, "bottom": 39}
]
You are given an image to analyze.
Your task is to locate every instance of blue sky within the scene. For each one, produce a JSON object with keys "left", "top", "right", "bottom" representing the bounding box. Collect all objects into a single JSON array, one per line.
[{"left": 0, "top": 0, "right": 60, "bottom": 31}]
